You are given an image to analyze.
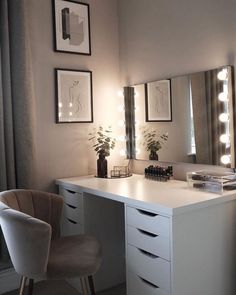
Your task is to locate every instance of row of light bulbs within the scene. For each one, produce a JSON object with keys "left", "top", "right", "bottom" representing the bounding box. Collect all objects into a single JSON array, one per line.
[{"left": 218, "top": 68, "right": 231, "bottom": 165}]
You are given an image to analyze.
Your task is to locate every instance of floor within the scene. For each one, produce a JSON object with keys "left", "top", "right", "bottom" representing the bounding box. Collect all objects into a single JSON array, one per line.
[{"left": 3, "top": 280, "right": 126, "bottom": 295}]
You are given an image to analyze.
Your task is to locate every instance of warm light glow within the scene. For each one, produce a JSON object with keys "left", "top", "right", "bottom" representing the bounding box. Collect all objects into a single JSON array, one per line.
[
  {"left": 69, "top": 112, "right": 72, "bottom": 116},
  {"left": 220, "top": 134, "right": 230, "bottom": 144},
  {"left": 118, "top": 120, "right": 125, "bottom": 127},
  {"left": 218, "top": 92, "right": 228, "bottom": 102},
  {"left": 118, "top": 135, "right": 126, "bottom": 142},
  {"left": 59, "top": 102, "right": 62, "bottom": 108},
  {"left": 118, "top": 105, "right": 125, "bottom": 112},
  {"left": 59, "top": 112, "right": 62, "bottom": 118},
  {"left": 135, "top": 120, "right": 140, "bottom": 126},
  {"left": 117, "top": 90, "right": 124, "bottom": 97},
  {"left": 219, "top": 113, "right": 229, "bottom": 123},
  {"left": 134, "top": 106, "right": 140, "bottom": 112},
  {"left": 120, "top": 149, "right": 126, "bottom": 156},
  {"left": 221, "top": 155, "right": 231, "bottom": 165},
  {"left": 217, "top": 69, "right": 228, "bottom": 81},
  {"left": 69, "top": 102, "right": 73, "bottom": 107}
]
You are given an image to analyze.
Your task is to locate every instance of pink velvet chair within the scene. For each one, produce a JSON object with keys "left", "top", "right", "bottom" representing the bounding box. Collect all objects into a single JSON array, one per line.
[{"left": 0, "top": 189, "right": 102, "bottom": 295}]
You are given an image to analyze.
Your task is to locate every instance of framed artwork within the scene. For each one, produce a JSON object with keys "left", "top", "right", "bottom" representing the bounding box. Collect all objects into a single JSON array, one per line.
[
  {"left": 55, "top": 69, "right": 93, "bottom": 123},
  {"left": 145, "top": 79, "right": 172, "bottom": 122},
  {"left": 52, "top": 0, "right": 91, "bottom": 55}
]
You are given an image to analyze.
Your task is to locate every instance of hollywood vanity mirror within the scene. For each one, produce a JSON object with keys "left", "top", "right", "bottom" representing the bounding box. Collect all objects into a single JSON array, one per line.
[{"left": 124, "top": 66, "right": 236, "bottom": 168}]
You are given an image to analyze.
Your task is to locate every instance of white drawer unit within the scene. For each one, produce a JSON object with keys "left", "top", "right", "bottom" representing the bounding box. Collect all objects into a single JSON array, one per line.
[
  {"left": 127, "top": 244, "right": 171, "bottom": 292},
  {"left": 127, "top": 271, "right": 170, "bottom": 295},
  {"left": 63, "top": 203, "right": 83, "bottom": 224},
  {"left": 126, "top": 206, "right": 170, "bottom": 237},
  {"left": 61, "top": 217, "right": 84, "bottom": 236},
  {"left": 59, "top": 187, "right": 83, "bottom": 208},
  {"left": 59, "top": 186, "right": 84, "bottom": 237},
  {"left": 127, "top": 226, "right": 170, "bottom": 261}
]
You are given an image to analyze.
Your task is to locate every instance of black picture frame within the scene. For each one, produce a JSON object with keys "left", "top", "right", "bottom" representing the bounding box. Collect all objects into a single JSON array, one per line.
[
  {"left": 55, "top": 68, "right": 93, "bottom": 123},
  {"left": 52, "top": 0, "right": 91, "bottom": 55},
  {"left": 145, "top": 79, "right": 172, "bottom": 122}
]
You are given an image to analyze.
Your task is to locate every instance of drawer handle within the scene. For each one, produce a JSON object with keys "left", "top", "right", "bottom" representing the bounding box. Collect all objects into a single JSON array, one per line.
[
  {"left": 138, "top": 248, "right": 159, "bottom": 259},
  {"left": 138, "top": 229, "right": 158, "bottom": 238},
  {"left": 65, "top": 189, "right": 76, "bottom": 194},
  {"left": 139, "top": 276, "right": 159, "bottom": 289},
  {"left": 67, "top": 218, "right": 77, "bottom": 224},
  {"left": 137, "top": 209, "right": 158, "bottom": 217},
  {"left": 66, "top": 203, "right": 77, "bottom": 209}
]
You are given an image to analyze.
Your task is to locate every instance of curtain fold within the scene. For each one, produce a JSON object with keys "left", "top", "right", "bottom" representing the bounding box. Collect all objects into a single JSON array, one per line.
[
  {"left": 0, "top": 0, "right": 37, "bottom": 268},
  {"left": 0, "top": 0, "right": 37, "bottom": 191}
]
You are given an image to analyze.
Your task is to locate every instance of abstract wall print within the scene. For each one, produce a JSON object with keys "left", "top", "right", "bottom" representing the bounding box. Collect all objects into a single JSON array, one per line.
[
  {"left": 145, "top": 80, "right": 172, "bottom": 122},
  {"left": 55, "top": 69, "right": 93, "bottom": 123},
  {"left": 52, "top": 0, "right": 91, "bottom": 55}
]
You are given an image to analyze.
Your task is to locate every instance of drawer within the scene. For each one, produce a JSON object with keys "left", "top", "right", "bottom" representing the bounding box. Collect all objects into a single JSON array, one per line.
[
  {"left": 126, "top": 206, "right": 170, "bottom": 237},
  {"left": 61, "top": 217, "right": 83, "bottom": 237},
  {"left": 127, "top": 244, "right": 171, "bottom": 292},
  {"left": 63, "top": 203, "right": 83, "bottom": 224},
  {"left": 127, "top": 226, "right": 170, "bottom": 261},
  {"left": 59, "top": 186, "right": 83, "bottom": 208},
  {"left": 127, "top": 271, "right": 170, "bottom": 295}
]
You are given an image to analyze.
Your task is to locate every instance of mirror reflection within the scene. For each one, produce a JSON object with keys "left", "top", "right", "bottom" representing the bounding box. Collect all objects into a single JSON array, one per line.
[{"left": 129, "top": 66, "right": 235, "bottom": 167}]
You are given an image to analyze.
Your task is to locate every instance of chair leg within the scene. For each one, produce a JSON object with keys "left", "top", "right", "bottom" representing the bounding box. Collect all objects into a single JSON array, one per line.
[
  {"left": 80, "top": 277, "right": 89, "bottom": 295},
  {"left": 88, "top": 276, "right": 96, "bottom": 295},
  {"left": 28, "top": 279, "right": 34, "bottom": 295},
  {"left": 19, "top": 276, "right": 27, "bottom": 295}
]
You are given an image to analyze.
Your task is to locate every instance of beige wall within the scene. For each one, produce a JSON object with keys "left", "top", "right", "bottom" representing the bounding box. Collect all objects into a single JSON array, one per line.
[
  {"left": 118, "top": 0, "right": 236, "bottom": 179},
  {"left": 28, "top": 0, "right": 123, "bottom": 191}
]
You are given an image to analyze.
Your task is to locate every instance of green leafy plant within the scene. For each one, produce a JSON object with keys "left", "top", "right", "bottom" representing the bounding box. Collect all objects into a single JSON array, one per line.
[
  {"left": 89, "top": 126, "right": 116, "bottom": 157},
  {"left": 141, "top": 127, "right": 168, "bottom": 153}
]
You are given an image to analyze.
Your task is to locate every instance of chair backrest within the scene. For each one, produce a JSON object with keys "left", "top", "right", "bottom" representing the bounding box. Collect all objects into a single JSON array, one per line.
[{"left": 0, "top": 189, "right": 63, "bottom": 239}]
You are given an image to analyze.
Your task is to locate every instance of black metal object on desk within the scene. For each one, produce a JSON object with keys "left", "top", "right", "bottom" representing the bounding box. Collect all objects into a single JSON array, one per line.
[{"left": 144, "top": 165, "right": 173, "bottom": 182}]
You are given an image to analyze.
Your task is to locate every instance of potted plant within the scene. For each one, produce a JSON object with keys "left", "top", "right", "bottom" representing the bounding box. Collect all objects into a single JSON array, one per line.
[
  {"left": 141, "top": 127, "right": 168, "bottom": 160},
  {"left": 89, "top": 126, "right": 116, "bottom": 178}
]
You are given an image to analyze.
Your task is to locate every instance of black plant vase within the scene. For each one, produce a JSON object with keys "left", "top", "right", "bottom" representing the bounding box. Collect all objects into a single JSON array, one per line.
[
  {"left": 149, "top": 151, "right": 159, "bottom": 161},
  {"left": 97, "top": 154, "right": 108, "bottom": 178}
]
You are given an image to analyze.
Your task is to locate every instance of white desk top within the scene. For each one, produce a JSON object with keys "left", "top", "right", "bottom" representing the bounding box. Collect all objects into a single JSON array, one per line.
[{"left": 56, "top": 174, "right": 236, "bottom": 216}]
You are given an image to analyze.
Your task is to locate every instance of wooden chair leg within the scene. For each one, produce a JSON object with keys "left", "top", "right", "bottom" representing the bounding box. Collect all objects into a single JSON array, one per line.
[
  {"left": 28, "top": 279, "right": 34, "bottom": 295},
  {"left": 80, "top": 277, "right": 89, "bottom": 295},
  {"left": 19, "top": 276, "right": 27, "bottom": 295},
  {"left": 88, "top": 276, "right": 95, "bottom": 295}
]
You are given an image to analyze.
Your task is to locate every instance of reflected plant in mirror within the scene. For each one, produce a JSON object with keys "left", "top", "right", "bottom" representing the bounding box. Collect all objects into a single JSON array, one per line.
[{"left": 141, "top": 126, "right": 168, "bottom": 161}]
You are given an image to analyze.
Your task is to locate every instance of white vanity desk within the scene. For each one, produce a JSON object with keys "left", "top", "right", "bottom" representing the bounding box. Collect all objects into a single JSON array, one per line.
[{"left": 56, "top": 174, "right": 236, "bottom": 295}]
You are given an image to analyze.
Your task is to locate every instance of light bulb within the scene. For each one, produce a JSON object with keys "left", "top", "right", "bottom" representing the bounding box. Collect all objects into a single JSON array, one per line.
[
  {"left": 221, "top": 155, "right": 231, "bottom": 165},
  {"left": 59, "top": 102, "right": 63, "bottom": 108},
  {"left": 218, "top": 92, "right": 228, "bottom": 102},
  {"left": 134, "top": 106, "right": 140, "bottom": 112},
  {"left": 117, "top": 90, "right": 124, "bottom": 97},
  {"left": 219, "top": 113, "right": 229, "bottom": 122},
  {"left": 118, "top": 105, "right": 125, "bottom": 112},
  {"left": 120, "top": 149, "right": 126, "bottom": 156},
  {"left": 118, "top": 120, "right": 125, "bottom": 127},
  {"left": 135, "top": 120, "right": 140, "bottom": 126},
  {"left": 118, "top": 135, "right": 126, "bottom": 142},
  {"left": 217, "top": 69, "right": 228, "bottom": 81},
  {"left": 220, "top": 134, "right": 230, "bottom": 144}
]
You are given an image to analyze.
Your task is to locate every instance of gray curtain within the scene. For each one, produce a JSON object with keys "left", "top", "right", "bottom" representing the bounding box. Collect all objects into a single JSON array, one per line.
[
  {"left": 0, "top": 0, "right": 37, "bottom": 191},
  {"left": 0, "top": 0, "right": 37, "bottom": 267}
]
